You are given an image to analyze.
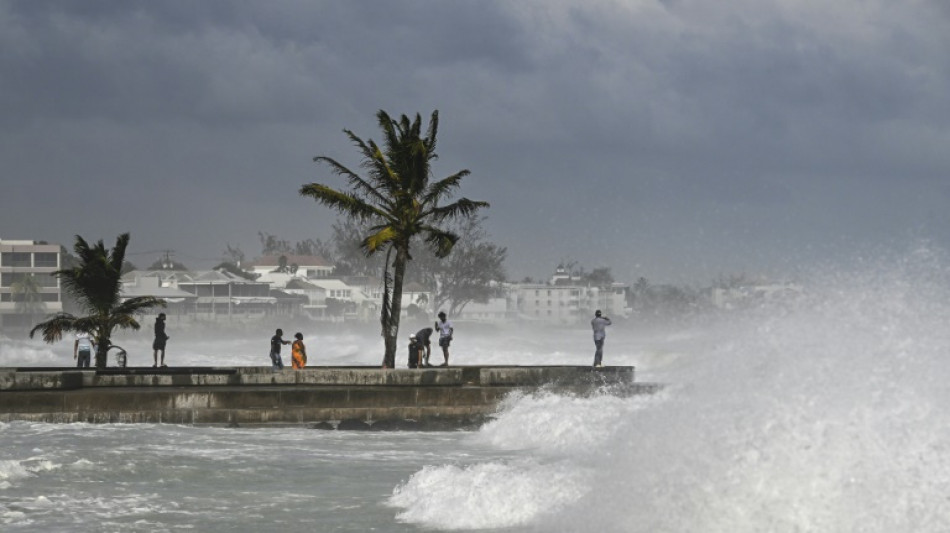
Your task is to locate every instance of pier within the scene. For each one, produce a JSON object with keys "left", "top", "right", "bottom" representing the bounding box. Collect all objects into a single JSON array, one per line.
[{"left": 0, "top": 366, "right": 659, "bottom": 429}]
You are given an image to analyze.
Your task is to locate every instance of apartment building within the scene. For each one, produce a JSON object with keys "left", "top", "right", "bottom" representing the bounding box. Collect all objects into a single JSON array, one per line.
[{"left": 0, "top": 240, "right": 62, "bottom": 329}]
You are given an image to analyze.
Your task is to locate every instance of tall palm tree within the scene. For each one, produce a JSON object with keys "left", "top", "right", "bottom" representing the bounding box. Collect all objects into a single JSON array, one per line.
[
  {"left": 301, "top": 110, "right": 489, "bottom": 367},
  {"left": 30, "top": 233, "right": 165, "bottom": 368}
]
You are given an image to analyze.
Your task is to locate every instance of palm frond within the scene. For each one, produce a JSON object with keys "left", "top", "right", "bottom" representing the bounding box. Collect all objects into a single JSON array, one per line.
[
  {"left": 424, "top": 110, "right": 439, "bottom": 155},
  {"left": 422, "top": 227, "right": 460, "bottom": 258},
  {"left": 107, "top": 313, "right": 143, "bottom": 332},
  {"left": 420, "top": 170, "right": 471, "bottom": 207},
  {"left": 425, "top": 198, "right": 491, "bottom": 224},
  {"left": 361, "top": 227, "right": 398, "bottom": 255},
  {"left": 29, "top": 313, "right": 79, "bottom": 343},
  {"left": 109, "top": 233, "right": 131, "bottom": 274},
  {"left": 312, "top": 155, "right": 393, "bottom": 209},
  {"left": 300, "top": 184, "right": 389, "bottom": 221},
  {"left": 113, "top": 296, "right": 165, "bottom": 317}
]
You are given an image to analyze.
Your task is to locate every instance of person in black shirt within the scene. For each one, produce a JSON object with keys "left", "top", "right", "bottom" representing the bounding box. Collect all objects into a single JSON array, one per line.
[
  {"left": 407, "top": 334, "right": 420, "bottom": 368},
  {"left": 414, "top": 327, "right": 434, "bottom": 367},
  {"left": 152, "top": 313, "right": 169, "bottom": 367},
  {"left": 270, "top": 328, "right": 290, "bottom": 371}
]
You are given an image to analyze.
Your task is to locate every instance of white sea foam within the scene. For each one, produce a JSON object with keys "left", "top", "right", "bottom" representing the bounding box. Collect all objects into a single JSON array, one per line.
[
  {"left": 392, "top": 245, "right": 950, "bottom": 532},
  {"left": 0, "top": 459, "right": 59, "bottom": 490},
  {"left": 390, "top": 461, "right": 589, "bottom": 530}
]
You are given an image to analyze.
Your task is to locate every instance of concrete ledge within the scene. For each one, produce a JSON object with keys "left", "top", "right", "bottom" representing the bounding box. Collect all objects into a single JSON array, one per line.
[
  {"left": 1, "top": 366, "right": 634, "bottom": 390},
  {"left": 0, "top": 365, "right": 660, "bottom": 429}
]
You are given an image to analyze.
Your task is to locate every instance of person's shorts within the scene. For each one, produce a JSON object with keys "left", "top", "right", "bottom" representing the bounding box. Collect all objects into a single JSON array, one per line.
[
  {"left": 439, "top": 337, "right": 451, "bottom": 348},
  {"left": 152, "top": 339, "right": 166, "bottom": 350}
]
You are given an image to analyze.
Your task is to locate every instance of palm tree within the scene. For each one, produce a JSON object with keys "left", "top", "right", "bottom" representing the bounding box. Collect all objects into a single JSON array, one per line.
[
  {"left": 30, "top": 233, "right": 165, "bottom": 368},
  {"left": 11, "top": 274, "right": 46, "bottom": 325},
  {"left": 300, "top": 110, "right": 489, "bottom": 367}
]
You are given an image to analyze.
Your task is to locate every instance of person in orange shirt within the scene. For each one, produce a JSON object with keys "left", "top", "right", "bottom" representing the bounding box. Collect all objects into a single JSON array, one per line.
[{"left": 291, "top": 332, "right": 307, "bottom": 369}]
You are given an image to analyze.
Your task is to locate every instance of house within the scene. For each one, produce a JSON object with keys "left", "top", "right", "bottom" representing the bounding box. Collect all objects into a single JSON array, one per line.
[
  {"left": 510, "top": 268, "right": 629, "bottom": 325},
  {"left": 0, "top": 240, "right": 63, "bottom": 330},
  {"left": 121, "top": 269, "right": 283, "bottom": 322},
  {"left": 283, "top": 278, "right": 328, "bottom": 319},
  {"left": 244, "top": 255, "right": 334, "bottom": 281},
  {"left": 119, "top": 273, "right": 198, "bottom": 317}
]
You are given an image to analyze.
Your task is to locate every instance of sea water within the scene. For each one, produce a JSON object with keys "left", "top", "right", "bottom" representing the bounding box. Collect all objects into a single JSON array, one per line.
[{"left": 2, "top": 245, "right": 950, "bottom": 531}]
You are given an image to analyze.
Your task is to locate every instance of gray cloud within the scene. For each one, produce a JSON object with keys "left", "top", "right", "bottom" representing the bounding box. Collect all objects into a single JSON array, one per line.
[{"left": 1, "top": 0, "right": 948, "bottom": 283}]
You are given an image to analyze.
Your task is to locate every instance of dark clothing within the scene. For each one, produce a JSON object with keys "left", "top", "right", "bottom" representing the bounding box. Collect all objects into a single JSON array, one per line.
[
  {"left": 591, "top": 315, "right": 612, "bottom": 366},
  {"left": 408, "top": 340, "right": 421, "bottom": 368},
  {"left": 153, "top": 318, "right": 168, "bottom": 350},
  {"left": 415, "top": 328, "right": 433, "bottom": 345},
  {"left": 270, "top": 334, "right": 286, "bottom": 370},
  {"left": 76, "top": 350, "right": 91, "bottom": 368},
  {"left": 270, "top": 334, "right": 285, "bottom": 355}
]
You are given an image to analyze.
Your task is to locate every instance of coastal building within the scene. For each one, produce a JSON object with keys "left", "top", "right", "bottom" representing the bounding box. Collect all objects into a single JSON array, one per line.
[
  {"left": 121, "top": 270, "right": 283, "bottom": 322},
  {"left": 245, "top": 255, "right": 333, "bottom": 282},
  {"left": 0, "top": 240, "right": 63, "bottom": 330},
  {"left": 511, "top": 281, "right": 628, "bottom": 324}
]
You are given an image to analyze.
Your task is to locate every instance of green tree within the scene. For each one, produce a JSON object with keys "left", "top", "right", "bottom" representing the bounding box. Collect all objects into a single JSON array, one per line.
[
  {"left": 420, "top": 216, "right": 507, "bottom": 317},
  {"left": 300, "top": 110, "right": 488, "bottom": 366},
  {"left": 329, "top": 218, "right": 385, "bottom": 277},
  {"left": 30, "top": 233, "right": 166, "bottom": 367}
]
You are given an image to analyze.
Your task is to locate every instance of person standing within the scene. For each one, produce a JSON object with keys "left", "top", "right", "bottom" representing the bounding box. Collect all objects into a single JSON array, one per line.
[
  {"left": 407, "top": 334, "right": 421, "bottom": 368},
  {"left": 291, "top": 332, "right": 307, "bottom": 369},
  {"left": 591, "top": 310, "right": 612, "bottom": 367},
  {"left": 435, "top": 311, "right": 453, "bottom": 367},
  {"left": 74, "top": 332, "right": 95, "bottom": 368},
  {"left": 414, "top": 327, "right": 434, "bottom": 366},
  {"left": 270, "top": 328, "right": 290, "bottom": 371},
  {"left": 152, "top": 313, "right": 169, "bottom": 367}
]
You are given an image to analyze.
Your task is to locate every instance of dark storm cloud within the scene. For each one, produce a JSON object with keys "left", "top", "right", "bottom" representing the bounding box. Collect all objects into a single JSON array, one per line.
[{"left": 1, "top": 0, "right": 948, "bottom": 282}]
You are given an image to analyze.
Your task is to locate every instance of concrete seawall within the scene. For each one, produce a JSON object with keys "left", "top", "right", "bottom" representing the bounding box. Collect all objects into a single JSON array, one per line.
[{"left": 0, "top": 366, "right": 660, "bottom": 430}]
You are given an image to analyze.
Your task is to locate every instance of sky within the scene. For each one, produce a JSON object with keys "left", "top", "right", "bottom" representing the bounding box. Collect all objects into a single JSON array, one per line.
[{"left": 1, "top": 0, "right": 948, "bottom": 285}]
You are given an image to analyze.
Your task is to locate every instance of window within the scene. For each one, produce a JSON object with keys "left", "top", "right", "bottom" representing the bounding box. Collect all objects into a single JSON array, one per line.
[
  {"left": 1, "top": 252, "right": 32, "bottom": 267},
  {"left": 34, "top": 253, "right": 58, "bottom": 267},
  {"left": 37, "top": 273, "right": 59, "bottom": 287},
  {"left": 1, "top": 272, "right": 29, "bottom": 287}
]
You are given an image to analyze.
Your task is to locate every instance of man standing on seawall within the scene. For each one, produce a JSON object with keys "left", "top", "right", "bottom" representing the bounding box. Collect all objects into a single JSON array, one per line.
[
  {"left": 153, "top": 313, "right": 169, "bottom": 367},
  {"left": 74, "top": 331, "right": 95, "bottom": 368},
  {"left": 435, "top": 311, "right": 453, "bottom": 367},
  {"left": 270, "top": 328, "right": 290, "bottom": 371},
  {"left": 591, "top": 309, "right": 612, "bottom": 367}
]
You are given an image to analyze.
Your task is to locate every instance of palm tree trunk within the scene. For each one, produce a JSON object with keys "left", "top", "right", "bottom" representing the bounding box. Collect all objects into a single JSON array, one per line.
[
  {"left": 95, "top": 325, "right": 110, "bottom": 368},
  {"left": 95, "top": 339, "right": 109, "bottom": 368},
  {"left": 382, "top": 246, "right": 408, "bottom": 367}
]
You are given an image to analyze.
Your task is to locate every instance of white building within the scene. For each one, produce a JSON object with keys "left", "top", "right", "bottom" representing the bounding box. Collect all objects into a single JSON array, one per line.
[
  {"left": 0, "top": 240, "right": 62, "bottom": 330},
  {"left": 511, "top": 281, "right": 628, "bottom": 325},
  {"left": 121, "top": 270, "right": 281, "bottom": 322},
  {"left": 245, "top": 255, "right": 334, "bottom": 282}
]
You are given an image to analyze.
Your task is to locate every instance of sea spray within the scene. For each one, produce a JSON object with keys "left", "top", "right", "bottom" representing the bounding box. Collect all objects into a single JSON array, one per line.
[{"left": 391, "top": 245, "right": 950, "bottom": 531}]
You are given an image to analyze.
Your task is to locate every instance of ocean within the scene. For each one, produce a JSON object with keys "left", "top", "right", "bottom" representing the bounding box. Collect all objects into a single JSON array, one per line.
[{"left": 2, "top": 247, "right": 950, "bottom": 531}]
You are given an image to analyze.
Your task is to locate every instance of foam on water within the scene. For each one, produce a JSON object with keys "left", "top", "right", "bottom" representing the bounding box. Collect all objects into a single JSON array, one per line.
[{"left": 390, "top": 245, "right": 950, "bottom": 531}]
